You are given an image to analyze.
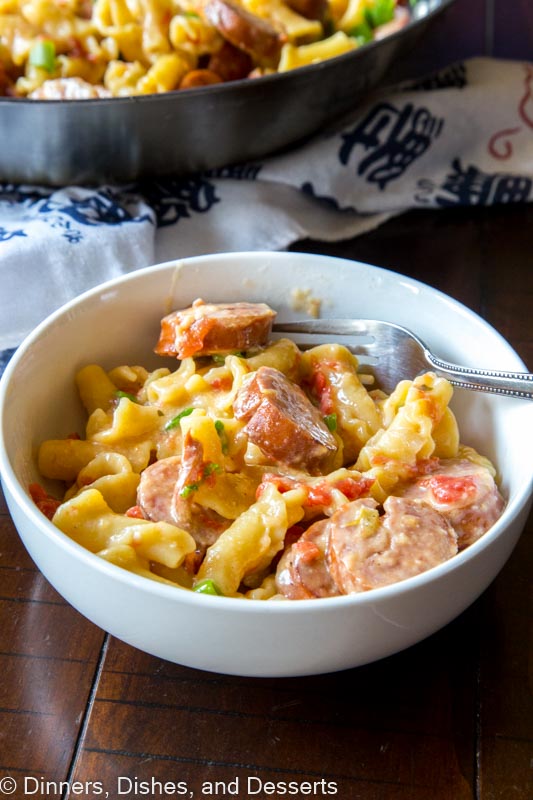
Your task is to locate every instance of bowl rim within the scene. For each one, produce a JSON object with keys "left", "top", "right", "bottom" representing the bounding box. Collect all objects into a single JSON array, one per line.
[{"left": 1, "top": 249, "right": 531, "bottom": 614}]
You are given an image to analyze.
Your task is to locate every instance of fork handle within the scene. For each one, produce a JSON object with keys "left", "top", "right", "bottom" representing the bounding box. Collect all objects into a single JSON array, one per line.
[{"left": 425, "top": 352, "right": 533, "bottom": 399}]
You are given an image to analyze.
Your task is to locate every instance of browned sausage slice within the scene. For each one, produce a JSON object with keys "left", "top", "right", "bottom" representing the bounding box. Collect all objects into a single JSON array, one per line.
[
  {"left": 397, "top": 458, "right": 505, "bottom": 549},
  {"left": 155, "top": 298, "right": 276, "bottom": 359},
  {"left": 201, "top": 0, "right": 285, "bottom": 63},
  {"left": 137, "top": 454, "right": 229, "bottom": 552},
  {"left": 276, "top": 519, "right": 340, "bottom": 599},
  {"left": 326, "top": 496, "right": 458, "bottom": 593},
  {"left": 179, "top": 69, "right": 223, "bottom": 89},
  {"left": 137, "top": 455, "right": 181, "bottom": 526},
  {"left": 233, "top": 366, "right": 338, "bottom": 472},
  {"left": 207, "top": 40, "right": 253, "bottom": 81}
]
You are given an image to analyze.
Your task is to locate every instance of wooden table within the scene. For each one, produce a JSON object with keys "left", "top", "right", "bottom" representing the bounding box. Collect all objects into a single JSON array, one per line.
[{"left": 1, "top": 203, "right": 531, "bottom": 800}]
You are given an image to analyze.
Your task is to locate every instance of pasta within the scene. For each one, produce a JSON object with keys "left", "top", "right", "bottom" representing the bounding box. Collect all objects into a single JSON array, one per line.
[
  {"left": 32, "top": 299, "right": 506, "bottom": 600},
  {"left": 0, "top": 0, "right": 412, "bottom": 98}
]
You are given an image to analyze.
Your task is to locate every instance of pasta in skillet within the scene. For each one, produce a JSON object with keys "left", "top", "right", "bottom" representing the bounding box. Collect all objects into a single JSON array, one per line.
[
  {"left": 0, "top": 0, "right": 412, "bottom": 98},
  {"left": 32, "top": 299, "right": 506, "bottom": 599}
]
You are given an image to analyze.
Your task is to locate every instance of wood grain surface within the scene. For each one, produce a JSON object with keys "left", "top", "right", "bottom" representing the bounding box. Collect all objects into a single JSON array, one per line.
[{"left": 0, "top": 202, "right": 531, "bottom": 800}]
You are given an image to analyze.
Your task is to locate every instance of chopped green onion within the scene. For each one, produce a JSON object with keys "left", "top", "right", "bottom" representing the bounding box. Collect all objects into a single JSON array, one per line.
[
  {"left": 29, "top": 40, "right": 56, "bottom": 73},
  {"left": 323, "top": 413, "right": 337, "bottom": 432},
  {"left": 115, "top": 390, "right": 139, "bottom": 403},
  {"left": 194, "top": 579, "right": 223, "bottom": 596},
  {"left": 203, "top": 462, "right": 221, "bottom": 477},
  {"left": 165, "top": 406, "right": 194, "bottom": 430},
  {"left": 215, "top": 419, "right": 229, "bottom": 454},
  {"left": 349, "top": 21, "right": 373, "bottom": 43},
  {"left": 179, "top": 483, "right": 199, "bottom": 498},
  {"left": 184, "top": 10, "right": 200, "bottom": 17},
  {"left": 180, "top": 463, "right": 220, "bottom": 498},
  {"left": 212, "top": 350, "right": 246, "bottom": 364},
  {"left": 365, "top": 0, "right": 395, "bottom": 28}
]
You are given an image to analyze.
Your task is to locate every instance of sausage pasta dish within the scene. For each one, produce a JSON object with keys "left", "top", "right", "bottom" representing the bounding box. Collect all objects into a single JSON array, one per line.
[
  {"left": 32, "top": 299, "right": 505, "bottom": 600},
  {"left": 1, "top": 0, "right": 412, "bottom": 98}
]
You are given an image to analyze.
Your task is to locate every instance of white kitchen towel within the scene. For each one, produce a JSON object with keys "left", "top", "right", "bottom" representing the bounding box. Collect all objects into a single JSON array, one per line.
[{"left": 1, "top": 57, "right": 532, "bottom": 356}]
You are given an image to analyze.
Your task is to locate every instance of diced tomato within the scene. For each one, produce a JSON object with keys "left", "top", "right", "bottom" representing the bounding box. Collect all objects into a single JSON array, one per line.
[
  {"left": 312, "top": 370, "right": 327, "bottom": 395},
  {"left": 334, "top": 476, "right": 374, "bottom": 500},
  {"left": 424, "top": 475, "right": 478, "bottom": 505},
  {"left": 370, "top": 454, "right": 390, "bottom": 467},
  {"left": 306, "top": 476, "right": 373, "bottom": 505},
  {"left": 210, "top": 376, "right": 233, "bottom": 391},
  {"left": 257, "top": 473, "right": 372, "bottom": 507},
  {"left": 292, "top": 539, "right": 321, "bottom": 564},
  {"left": 256, "top": 473, "right": 295, "bottom": 499},
  {"left": 306, "top": 482, "right": 333, "bottom": 506},
  {"left": 125, "top": 505, "right": 145, "bottom": 519},
  {"left": 29, "top": 483, "right": 61, "bottom": 521},
  {"left": 309, "top": 368, "right": 334, "bottom": 415}
]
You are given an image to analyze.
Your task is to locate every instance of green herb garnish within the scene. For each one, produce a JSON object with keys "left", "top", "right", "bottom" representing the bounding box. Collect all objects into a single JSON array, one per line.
[
  {"left": 212, "top": 350, "right": 246, "bottom": 364},
  {"left": 179, "top": 462, "right": 221, "bottom": 499},
  {"left": 365, "top": 0, "right": 395, "bottom": 28},
  {"left": 179, "top": 483, "right": 199, "bottom": 498},
  {"left": 323, "top": 413, "right": 337, "bottom": 432},
  {"left": 115, "top": 390, "right": 139, "bottom": 403},
  {"left": 165, "top": 407, "right": 194, "bottom": 430},
  {"left": 203, "top": 462, "right": 222, "bottom": 477},
  {"left": 349, "top": 20, "right": 373, "bottom": 43},
  {"left": 194, "top": 579, "right": 223, "bottom": 596},
  {"left": 214, "top": 419, "right": 229, "bottom": 454},
  {"left": 29, "top": 40, "right": 56, "bottom": 73}
]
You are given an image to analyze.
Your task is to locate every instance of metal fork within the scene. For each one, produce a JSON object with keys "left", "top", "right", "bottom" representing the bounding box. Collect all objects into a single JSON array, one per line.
[{"left": 272, "top": 319, "right": 533, "bottom": 399}]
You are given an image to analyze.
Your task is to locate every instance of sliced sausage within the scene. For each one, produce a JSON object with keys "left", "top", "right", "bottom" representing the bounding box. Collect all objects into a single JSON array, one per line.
[
  {"left": 276, "top": 519, "right": 340, "bottom": 599},
  {"left": 326, "top": 496, "right": 458, "bottom": 593},
  {"left": 175, "top": 430, "right": 205, "bottom": 496},
  {"left": 207, "top": 40, "right": 253, "bottom": 81},
  {"left": 233, "top": 366, "right": 338, "bottom": 473},
  {"left": 155, "top": 298, "right": 276, "bottom": 359},
  {"left": 201, "top": 0, "right": 285, "bottom": 63},
  {"left": 138, "top": 456, "right": 181, "bottom": 526},
  {"left": 179, "top": 69, "right": 223, "bottom": 89},
  {"left": 137, "top": 454, "right": 229, "bottom": 553},
  {"left": 398, "top": 458, "right": 505, "bottom": 549}
]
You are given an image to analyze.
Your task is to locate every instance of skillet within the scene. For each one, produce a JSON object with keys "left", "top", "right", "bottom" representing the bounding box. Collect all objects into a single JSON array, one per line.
[{"left": 0, "top": 0, "right": 456, "bottom": 185}]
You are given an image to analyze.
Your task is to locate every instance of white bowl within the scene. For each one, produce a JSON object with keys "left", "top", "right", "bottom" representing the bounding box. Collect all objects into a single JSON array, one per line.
[{"left": 1, "top": 252, "right": 532, "bottom": 677}]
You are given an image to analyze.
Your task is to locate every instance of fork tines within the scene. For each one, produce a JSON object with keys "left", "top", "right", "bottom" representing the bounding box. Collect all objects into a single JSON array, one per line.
[{"left": 272, "top": 320, "right": 379, "bottom": 363}]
